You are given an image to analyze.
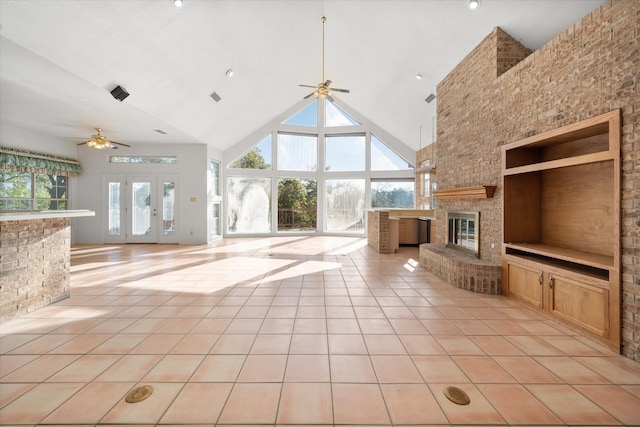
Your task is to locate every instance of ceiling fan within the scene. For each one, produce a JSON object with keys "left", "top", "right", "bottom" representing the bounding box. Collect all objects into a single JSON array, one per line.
[
  {"left": 76, "top": 128, "right": 131, "bottom": 149},
  {"left": 299, "top": 16, "right": 350, "bottom": 101}
]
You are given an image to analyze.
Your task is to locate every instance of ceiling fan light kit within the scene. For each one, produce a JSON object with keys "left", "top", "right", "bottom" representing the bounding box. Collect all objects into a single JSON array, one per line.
[
  {"left": 77, "top": 128, "right": 131, "bottom": 149},
  {"left": 299, "top": 16, "right": 350, "bottom": 101}
]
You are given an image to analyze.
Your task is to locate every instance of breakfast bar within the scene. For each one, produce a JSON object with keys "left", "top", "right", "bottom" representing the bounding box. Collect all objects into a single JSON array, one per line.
[{"left": 0, "top": 210, "right": 94, "bottom": 320}]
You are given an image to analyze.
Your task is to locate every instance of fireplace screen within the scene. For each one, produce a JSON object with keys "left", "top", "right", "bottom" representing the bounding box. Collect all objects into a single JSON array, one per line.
[{"left": 447, "top": 211, "right": 479, "bottom": 257}]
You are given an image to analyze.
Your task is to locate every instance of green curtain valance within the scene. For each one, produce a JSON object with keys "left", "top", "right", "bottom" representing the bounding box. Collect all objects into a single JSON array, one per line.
[{"left": 0, "top": 146, "right": 82, "bottom": 176}]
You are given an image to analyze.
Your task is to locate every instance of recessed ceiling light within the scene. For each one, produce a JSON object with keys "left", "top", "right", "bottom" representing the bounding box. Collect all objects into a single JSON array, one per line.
[
  {"left": 416, "top": 74, "right": 423, "bottom": 80},
  {"left": 468, "top": 0, "right": 480, "bottom": 10},
  {"left": 173, "top": 0, "right": 183, "bottom": 8},
  {"left": 225, "top": 69, "right": 234, "bottom": 78}
]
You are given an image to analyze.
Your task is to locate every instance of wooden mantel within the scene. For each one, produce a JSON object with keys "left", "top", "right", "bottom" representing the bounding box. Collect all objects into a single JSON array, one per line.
[{"left": 433, "top": 185, "right": 496, "bottom": 199}]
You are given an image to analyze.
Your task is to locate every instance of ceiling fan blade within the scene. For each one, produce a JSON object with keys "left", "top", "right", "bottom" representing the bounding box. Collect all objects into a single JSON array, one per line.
[
  {"left": 299, "top": 84, "right": 317, "bottom": 88},
  {"left": 303, "top": 92, "right": 316, "bottom": 99},
  {"left": 76, "top": 141, "right": 89, "bottom": 146},
  {"left": 111, "top": 141, "right": 131, "bottom": 148},
  {"left": 324, "top": 80, "right": 332, "bottom": 86},
  {"left": 332, "top": 88, "right": 350, "bottom": 93},
  {"left": 326, "top": 94, "right": 335, "bottom": 102}
]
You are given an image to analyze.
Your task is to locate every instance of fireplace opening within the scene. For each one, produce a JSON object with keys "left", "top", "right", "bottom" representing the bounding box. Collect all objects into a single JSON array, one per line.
[{"left": 447, "top": 211, "right": 480, "bottom": 258}]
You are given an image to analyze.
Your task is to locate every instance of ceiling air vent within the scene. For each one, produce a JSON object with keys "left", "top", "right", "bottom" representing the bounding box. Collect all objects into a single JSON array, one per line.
[{"left": 210, "top": 91, "right": 222, "bottom": 102}]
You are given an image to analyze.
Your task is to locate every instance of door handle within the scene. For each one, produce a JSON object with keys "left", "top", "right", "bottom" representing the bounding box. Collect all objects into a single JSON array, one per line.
[
  {"left": 538, "top": 272, "right": 543, "bottom": 285},
  {"left": 548, "top": 274, "right": 554, "bottom": 289}
]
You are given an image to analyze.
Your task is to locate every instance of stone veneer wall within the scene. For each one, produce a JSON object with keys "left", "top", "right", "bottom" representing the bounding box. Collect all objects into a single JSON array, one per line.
[
  {"left": 434, "top": 0, "right": 639, "bottom": 359},
  {"left": 0, "top": 218, "right": 71, "bottom": 320},
  {"left": 367, "top": 210, "right": 390, "bottom": 254}
]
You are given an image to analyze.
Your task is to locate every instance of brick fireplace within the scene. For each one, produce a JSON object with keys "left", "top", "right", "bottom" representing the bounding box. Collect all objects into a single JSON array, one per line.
[
  {"left": 447, "top": 210, "right": 479, "bottom": 258},
  {"left": 420, "top": 209, "right": 501, "bottom": 295}
]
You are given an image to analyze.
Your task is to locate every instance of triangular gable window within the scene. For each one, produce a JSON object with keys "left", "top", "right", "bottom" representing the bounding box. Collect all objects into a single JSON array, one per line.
[
  {"left": 282, "top": 99, "right": 318, "bottom": 127},
  {"left": 371, "top": 134, "right": 413, "bottom": 171},
  {"left": 325, "top": 100, "right": 359, "bottom": 127},
  {"left": 229, "top": 134, "right": 272, "bottom": 169}
]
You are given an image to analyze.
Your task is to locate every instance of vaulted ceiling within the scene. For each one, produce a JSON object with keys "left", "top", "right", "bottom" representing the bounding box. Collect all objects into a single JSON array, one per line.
[{"left": 0, "top": 0, "right": 604, "bottom": 152}]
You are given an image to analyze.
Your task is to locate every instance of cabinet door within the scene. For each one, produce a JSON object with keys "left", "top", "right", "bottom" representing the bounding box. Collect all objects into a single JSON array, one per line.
[
  {"left": 398, "top": 219, "right": 418, "bottom": 244},
  {"left": 505, "top": 261, "right": 544, "bottom": 308},
  {"left": 549, "top": 273, "right": 609, "bottom": 338}
]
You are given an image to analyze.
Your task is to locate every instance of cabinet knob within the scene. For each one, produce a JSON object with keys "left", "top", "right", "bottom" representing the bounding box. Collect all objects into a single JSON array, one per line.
[
  {"left": 538, "top": 272, "right": 543, "bottom": 285},
  {"left": 548, "top": 274, "right": 554, "bottom": 289}
]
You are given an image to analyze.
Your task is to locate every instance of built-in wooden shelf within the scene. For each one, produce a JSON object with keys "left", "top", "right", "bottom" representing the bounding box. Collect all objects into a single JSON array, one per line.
[
  {"left": 433, "top": 185, "right": 496, "bottom": 199},
  {"left": 504, "top": 243, "right": 614, "bottom": 270},
  {"left": 501, "top": 109, "right": 621, "bottom": 352}
]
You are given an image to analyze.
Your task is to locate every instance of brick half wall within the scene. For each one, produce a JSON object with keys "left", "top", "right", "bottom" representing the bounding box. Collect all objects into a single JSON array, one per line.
[
  {"left": 420, "top": 243, "right": 501, "bottom": 294},
  {"left": 0, "top": 218, "right": 71, "bottom": 320}
]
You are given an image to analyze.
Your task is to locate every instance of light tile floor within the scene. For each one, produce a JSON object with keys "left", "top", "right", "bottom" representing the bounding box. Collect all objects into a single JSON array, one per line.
[{"left": 1, "top": 236, "right": 639, "bottom": 426}]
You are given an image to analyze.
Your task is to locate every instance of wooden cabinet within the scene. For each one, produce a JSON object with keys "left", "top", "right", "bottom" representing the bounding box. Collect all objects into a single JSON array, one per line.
[
  {"left": 398, "top": 218, "right": 419, "bottom": 244},
  {"left": 502, "top": 110, "right": 620, "bottom": 351}
]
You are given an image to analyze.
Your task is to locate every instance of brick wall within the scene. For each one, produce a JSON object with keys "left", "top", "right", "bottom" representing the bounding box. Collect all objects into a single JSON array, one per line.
[
  {"left": 435, "top": 0, "right": 639, "bottom": 360},
  {"left": 367, "top": 210, "right": 390, "bottom": 254},
  {"left": 0, "top": 218, "right": 71, "bottom": 320}
]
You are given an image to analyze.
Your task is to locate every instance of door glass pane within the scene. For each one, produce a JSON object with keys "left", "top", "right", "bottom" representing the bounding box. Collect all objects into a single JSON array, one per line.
[
  {"left": 211, "top": 202, "right": 221, "bottom": 237},
  {"left": 325, "top": 135, "right": 365, "bottom": 171},
  {"left": 371, "top": 181, "right": 414, "bottom": 208},
  {"left": 210, "top": 161, "right": 221, "bottom": 198},
  {"left": 326, "top": 179, "right": 365, "bottom": 233},
  {"left": 108, "top": 182, "right": 121, "bottom": 235},
  {"left": 278, "top": 178, "right": 317, "bottom": 232},
  {"left": 227, "top": 177, "right": 271, "bottom": 233},
  {"left": 277, "top": 133, "right": 317, "bottom": 171},
  {"left": 162, "top": 181, "right": 175, "bottom": 235},
  {"left": 132, "top": 182, "right": 151, "bottom": 236}
]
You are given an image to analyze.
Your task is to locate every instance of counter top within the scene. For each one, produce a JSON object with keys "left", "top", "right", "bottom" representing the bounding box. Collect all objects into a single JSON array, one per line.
[
  {"left": 389, "top": 215, "right": 436, "bottom": 220},
  {"left": 0, "top": 209, "right": 95, "bottom": 221}
]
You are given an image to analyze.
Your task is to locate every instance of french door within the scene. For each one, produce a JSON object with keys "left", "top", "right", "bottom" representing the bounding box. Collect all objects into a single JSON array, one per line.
[{"left": 105, "top": 175, "right": 178, "bottom": 243}]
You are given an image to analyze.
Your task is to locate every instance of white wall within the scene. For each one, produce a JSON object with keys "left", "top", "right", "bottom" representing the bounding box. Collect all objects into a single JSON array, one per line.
[
  {"left": 1, "top": 123, "right": 221, "bottom": 244},
  {"left": 75, "top": 143, "right": 211, "bottom": 244},
  {"left": 0, "top": 124, "right": 78, "bottom": 157}
]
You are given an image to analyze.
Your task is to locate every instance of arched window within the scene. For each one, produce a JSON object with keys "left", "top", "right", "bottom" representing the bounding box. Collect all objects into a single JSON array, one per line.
[{"left": 224, "top": 97, "right": 415, "bottom": 235}]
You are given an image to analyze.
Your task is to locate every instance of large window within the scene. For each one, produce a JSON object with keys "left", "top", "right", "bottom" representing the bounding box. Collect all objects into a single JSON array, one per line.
[
  {"left": 225, "top": 97, "right": 414, "bottom": 235},
  {"left": 325, "top": 135, "right": 365, "bottom": 171},
  {"left": 231, "top": 135, "right": 271, "bottom": 169},
  {"left": 209, "top": 161, "right": 222, "bottom": 240},
  {"left": 371, "top": 180, "right": 414, "bottom": 208},
  {"left": 278, "top": 178, "right": 317, "bottom": 232},
  {"left": 326, "top": 179, "right": 365, "bottom": 233},
  {"left": 227, "top": 177, "right": 271, "bottom": 233},
  {"left": 0, "top": 170, "right": 68, "bottom": 211},
  {"left": 277, "top": 134, "right": 317, "bottom": 171}
]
